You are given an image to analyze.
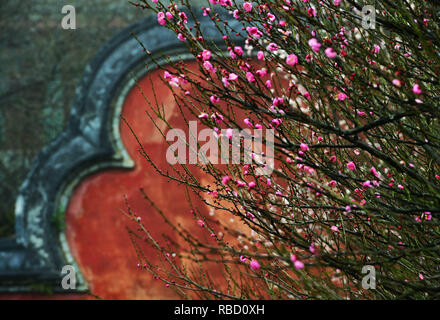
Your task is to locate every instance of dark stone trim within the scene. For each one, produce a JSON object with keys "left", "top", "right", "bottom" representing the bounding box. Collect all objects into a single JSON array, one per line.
[{"left": 0, "top": 11, "right": 244, "bottom": 292}]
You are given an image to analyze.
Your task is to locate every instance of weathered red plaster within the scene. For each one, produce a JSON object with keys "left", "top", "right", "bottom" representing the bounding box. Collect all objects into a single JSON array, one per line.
[
  {"left": 63, "top": 61, "right": 215, "bottom": 299},
  {"left": 2, "top": 59, "right": 268, "bottom": 300}
]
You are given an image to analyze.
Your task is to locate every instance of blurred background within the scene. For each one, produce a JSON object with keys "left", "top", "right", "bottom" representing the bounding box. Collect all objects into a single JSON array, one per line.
[{"left": 0, "top": 0, "right": 149, "bottom": 238}]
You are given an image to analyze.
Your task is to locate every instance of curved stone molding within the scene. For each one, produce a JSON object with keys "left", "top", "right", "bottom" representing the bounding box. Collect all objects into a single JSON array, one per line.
[{"left": 0, "top": 11, "right": 244, "bottom": 292}]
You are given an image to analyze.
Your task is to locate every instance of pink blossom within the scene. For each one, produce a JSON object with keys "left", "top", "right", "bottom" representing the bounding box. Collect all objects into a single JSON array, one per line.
[
  {"left": 228, "top": 73, "right": 238, "bottom": 81},
  {"left": 197, "top": 219, "right": 205, "bottom": 227},
  {"left": 247, "top": 26, "right": 262, "bottom": 39},
  {"left": 299, "top": 91, "right": 309, "bottom": 100},
  {"left": 220, "top": 0, "right": 232, "bottom": 6},
  {"left": 178, "top": 12, "right": 188, "bottom": 23},
  {"left": 250, "top": 259, "right": 260, "bottom": 270},
  {"left": 294, "top": 260, "right": 305, "bottom": 270},
  {"left": 236, "top": 180, "right": 247, "bottom": 188},
  {"left": 222, "top": 77, "right": 230, "bottom": 87},
  {"left": 331, "top": 225, "right": 339, "bottom": 232},
  {"left": 248, "top": 181, "right": 256, "bottom": 189},
  {"left": 163, "top": 71, "right": 172, "bottom": 79},
  {"left": 177, "top": 33, "right": 186, "bottom": 41},
  {"left": 333, "top": 0, "right": 342, "bottom": 5},
  {"left": 325, "top": 47, "right": 337, "bottom": 59},
  {"left": 265, "top": 80, "right": 272, "bottom": 89},
  {"left": 169, "top": 77, "right": 179, "bottom": 87},
  {"left": 257, "top": 51, "right": 265, "bottom": 60},
  {"left": 157, "top": 12, "right": 166, "bottom": 25},
  {"left": 222, "top": 176, "right": 231, "bottom": 185},
  {"left": 290, "top": 255, "right": 304, "bottom": 270},
  {"left": 329, "top": 180, "right": 337, "bottom": 187},
  {"left": 246, "top": 72, "right": 255, "bottom": 83},
  {"left": 203, "top": 61, "right": 217, "bottom": 73},
  {"left": 244, "top": 118, "right": 253, "bottom": 128},
  {"left": 338, "top": 93, "right": 348, "bottom": 101},
  {"left": 308, "top": 38, "right": 322, "bottom": 52},
  {"left": 307, "top": 8, "right": 316, "bottom": 17},
  {"left": 246, "top": 212, "right": 255, "bottom": 220},
  {"left": 256, "top": 68, "right": 267, "bottom": 77},
  {"left": 370, "top": 166, "right": 379, "bottom": 178},
  {"left": 347, "top": 161, "right": 356, "bottom": 171},
  {"left": 267, "top": 13, "right": 276, "bottom": 22},
  {"left": 210, "top": 95, "right": 220, "bottom": 104},
  {"left": 239, "top": 256, "right": 247, "bottom": 262},
  {"left": 363, "top": 180, "right": 372, "bottom": 188},
  {"left": 271, "top": 118, "right": 282, "bottom": 127},
  {"left": 225, "top": 128, "right": 233, "bottom": 139},
  {"left": 412, "top": 84, "right": 422, "bottom": 95},
  {"left": 286, "top": 54, "right": 298, "bottom": 66},
  {"left": 422, "top": 212, "right": 432, "bottom": 221},
  {"left": 373, "top": 45, "right": 381, "bottom": 54},
  {"left": 300, "top": 143, "right": 309, "bottom": 151},
  {"left": 243, "top": 1, "right": 253, "bottom": 12},
  {"left": 198, "top": 113, "right": 209, "bottom": 119},
  {"left": 201, "top": 49, "right": 211, "bottom": 61},
  {"left": 234, "top": 46, "right": 244, "bottom": 56},
  {"left": 273, "top": 97, "right": 284, "bottom": 106},
  {"left": 267, "top": 43, "right": 278, "bottom": 51},
  {"left": 392, "top": 79, "right": 402, "bottom": 87}
]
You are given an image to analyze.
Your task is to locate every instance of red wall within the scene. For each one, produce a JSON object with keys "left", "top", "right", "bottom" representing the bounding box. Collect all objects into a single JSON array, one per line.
[
  {"left": 1, "top": 59, "right": 267, "bottom": 299},
  {"left": 2, "top": 62, "right": 209, "bottom": 299}
]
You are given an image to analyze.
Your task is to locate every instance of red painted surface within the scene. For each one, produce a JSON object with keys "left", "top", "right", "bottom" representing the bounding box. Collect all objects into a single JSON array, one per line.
[
  {"left": 1, "top": 59, "right": 269, "bottom": 300},
  {"left": 0, "top": 61, "right": 207, "bottom": 300},
  {"left": 63, "top": 61, "right": 215, "bottom": 299}
]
